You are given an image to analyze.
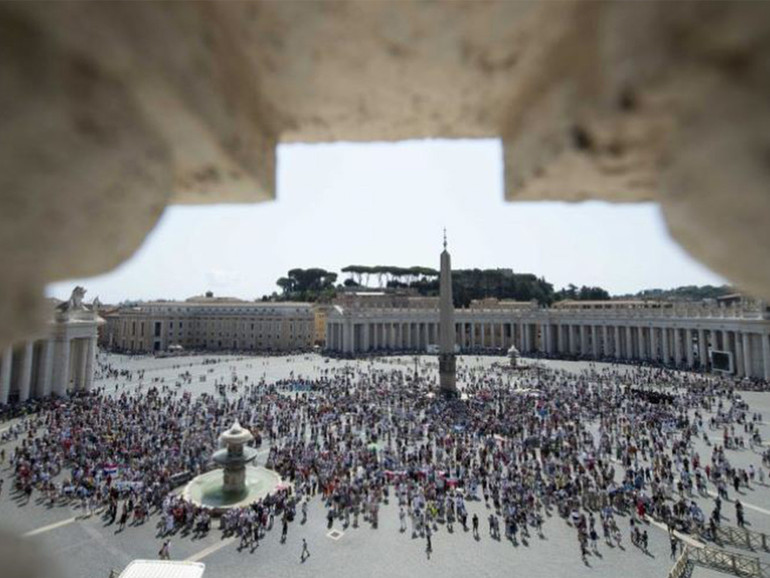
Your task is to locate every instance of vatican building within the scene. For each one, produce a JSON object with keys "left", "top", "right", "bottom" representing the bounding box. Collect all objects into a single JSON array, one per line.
[
  {"left": 325, "top": 294, "right": 770, "bottom": 379},
  {"left": 324, "top": 242, "right": 770, "bottom": 379},
  {"left": 102, "top": 292, "right": 316, "bottom": 354}
]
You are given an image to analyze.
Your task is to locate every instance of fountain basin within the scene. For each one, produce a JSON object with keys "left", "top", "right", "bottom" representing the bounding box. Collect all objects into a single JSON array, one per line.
[
  {"left": 181, "top": 466, "right": 285, "bottom": 513},
  {"left": 212, "top": 445, "right": 258, "bottom": 467}
]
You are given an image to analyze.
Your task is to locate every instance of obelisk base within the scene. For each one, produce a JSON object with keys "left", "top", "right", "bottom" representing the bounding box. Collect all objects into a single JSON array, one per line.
[{"left": 439, "top": 353, "right": 458, "bottom": 397}]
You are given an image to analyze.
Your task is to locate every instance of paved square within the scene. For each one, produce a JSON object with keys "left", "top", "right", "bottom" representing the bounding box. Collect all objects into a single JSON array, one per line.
[{"left": 1, "top": 352, "right": 769, "bottom": 578}]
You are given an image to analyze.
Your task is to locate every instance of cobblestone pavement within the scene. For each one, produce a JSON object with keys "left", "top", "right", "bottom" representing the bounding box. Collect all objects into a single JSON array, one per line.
[{"left": 1, "top": 353, "right": 769, "bottom": 578}]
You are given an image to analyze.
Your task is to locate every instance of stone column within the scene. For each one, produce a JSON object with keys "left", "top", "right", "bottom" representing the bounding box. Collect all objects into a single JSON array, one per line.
[
  {"left": 580, "top": 325, "right": 587, "bottom": 356},
  {"left": 671, "top": 328, "right": 679, "bottom": 365},
  {"left": 625, "top": 326, "right": 633, "bottom": 359},
  {"left": 602, "top": 326, "right": 609, "bottom": 357},
  {"left": 698, "top": 329, "right": 707, "bottom": 369},
  {"left": 84, "top": 337, "right": 96, "bottom": 391},
  {"left": 735, "top": 331, "right": 745, "bottom": 376},
  {"left": 634, "top": 327, "right": 647, "bottom": 361},
  {"left": 460, "top": 323, "right": 466, "bottom": 351},
  {"left": 661, "top": 328, "right": 669, "bottom": 364},
  {"left": 39, "top": 339, "right": 54, "bottom": 396},
  {"left": 78, "top": 339, "right": 89, "bottom": 388},
  {"left": 763, "top": 333, "right": 770, "bottom": 380},
  {"left": 614, "top": 326, "right": 621, "bottom": 358},
  {"left": 69, "top": 340, "right": 80, "bottom": 390},
  {"left": 18, "top": 341, "right": 34, "bottom": 401},
  {"left": 742, "top": 333, "right": 752, "bottom": 378},
  {"left": 650, "top": 327, "right": 658, "bottom": 362},
  {"left": 344, "top": 323, "right": 353, "bottom": 354},
  {"left": 591, "top": 326, "right": 598, "bottom": 358},
  {"left": 52, "top": 338, "right": 71, "bottom": 396},
  {"left": 0, "top": 346, "right": 11, "bottom": 405},
  {"left": 684, "top": 329, "right": 694, "bottom": 369}
]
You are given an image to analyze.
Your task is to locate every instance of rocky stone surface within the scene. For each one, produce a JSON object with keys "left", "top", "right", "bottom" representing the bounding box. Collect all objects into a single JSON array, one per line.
[{"left": 1, "top": 1, "right": 768, "bottom": 347}]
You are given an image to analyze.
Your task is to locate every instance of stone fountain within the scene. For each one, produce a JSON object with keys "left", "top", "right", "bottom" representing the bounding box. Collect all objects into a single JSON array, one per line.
[
  {"left": 181, "top": 421, "right": 285, "bottom": 513},
  {"left": 213, "top": 421, "right": 257, "bottom": 495}
]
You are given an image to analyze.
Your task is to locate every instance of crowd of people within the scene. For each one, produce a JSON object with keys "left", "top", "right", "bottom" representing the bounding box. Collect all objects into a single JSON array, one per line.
[{"left": 1, "top": 352, "right": 768, "bottom": 566}]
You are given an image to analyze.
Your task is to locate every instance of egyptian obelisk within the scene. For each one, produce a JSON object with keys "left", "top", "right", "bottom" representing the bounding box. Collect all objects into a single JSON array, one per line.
[{"left": 438, "top": 230, "right": 458, "bottom": 397}]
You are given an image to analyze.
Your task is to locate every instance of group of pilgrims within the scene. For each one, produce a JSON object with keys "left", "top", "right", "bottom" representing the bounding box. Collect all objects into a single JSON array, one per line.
[{"left": 2, "top": 353, "right": 769, "bottom": 563}]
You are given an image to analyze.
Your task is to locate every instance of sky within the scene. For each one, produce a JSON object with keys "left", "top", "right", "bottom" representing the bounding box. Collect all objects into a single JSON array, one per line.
[{"left": 47, "top": 139, "right": 725, "bottom": 304}]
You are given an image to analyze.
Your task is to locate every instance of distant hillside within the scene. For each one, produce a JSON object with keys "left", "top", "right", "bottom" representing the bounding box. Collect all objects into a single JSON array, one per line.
[
  {"left": 269, "top": 265, "right": 611, "bottom": 306},
  {"left": 615, "top": 285, "right": 734, "bottom": 301}
]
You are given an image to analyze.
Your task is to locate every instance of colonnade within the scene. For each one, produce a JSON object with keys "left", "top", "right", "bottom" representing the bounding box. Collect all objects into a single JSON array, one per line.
[
  {"left": 326, "top": 316, "right": 770, "bottom": 380},
  {"left": 537, "top": 323, "right": 770, "bottom": 379},
  {"left": 0, "top": 335, "right": 97, "bottom": 404}
]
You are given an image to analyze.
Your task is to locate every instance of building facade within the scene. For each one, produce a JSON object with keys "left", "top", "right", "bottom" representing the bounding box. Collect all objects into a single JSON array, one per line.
[
  {"left": 0, "top": 287, "right": 101, "bottom": 403},
  {"left": 325, "top": 295, "right": 770, "bottom": 379},
  {"left": 103, "top": 294, "right": 315, "bottom": 353}
]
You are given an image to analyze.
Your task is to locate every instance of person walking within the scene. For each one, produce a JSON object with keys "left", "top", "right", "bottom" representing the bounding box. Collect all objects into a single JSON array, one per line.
[
  {"left": 472, "top": 513, "right": 479, "bottom": 539},
  {"left": 158, "top": 539, "right": 170, "bottom": 560},
  {"left": 736, "top": 500, "right": 745, "bottom": 528},
  {"left": 300, "top": 538, "right": 310, "bottom": 563}
]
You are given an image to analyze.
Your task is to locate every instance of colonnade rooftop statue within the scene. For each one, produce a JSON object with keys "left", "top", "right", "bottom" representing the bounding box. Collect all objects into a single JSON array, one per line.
[{"left": 439, "top": 229, "right": 458, "bottom": 397}]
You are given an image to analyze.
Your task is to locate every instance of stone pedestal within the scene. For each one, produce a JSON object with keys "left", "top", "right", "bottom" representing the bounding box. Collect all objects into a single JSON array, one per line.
[
  {"left": 223, "top": 466, "right": 247, "bottom": 495},
  {"left": 439, "top": 353, "right": 457, "bottom": 397}
]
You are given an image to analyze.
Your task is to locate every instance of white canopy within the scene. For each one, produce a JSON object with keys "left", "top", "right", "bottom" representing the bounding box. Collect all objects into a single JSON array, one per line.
[{"left": 118, "top": 561, "right": 205, "bottom": 578}]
